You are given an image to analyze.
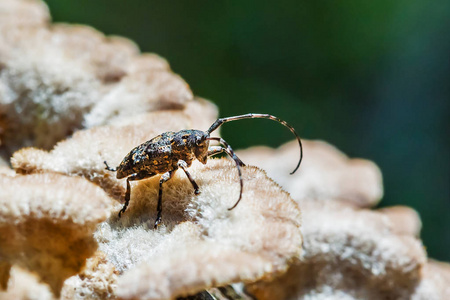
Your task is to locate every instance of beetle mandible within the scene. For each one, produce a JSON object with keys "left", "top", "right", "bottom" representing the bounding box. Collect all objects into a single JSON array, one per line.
[{"left": 104, "top": 113, "right": 303, "bottom": 228}]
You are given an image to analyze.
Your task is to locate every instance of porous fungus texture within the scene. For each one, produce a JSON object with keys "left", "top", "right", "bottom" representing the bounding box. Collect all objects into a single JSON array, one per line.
[
  {"left": 0, "top": 173, "right": 112, "bottom": 296},
  {"left": 0, "top": 266, "right": 54, "bottom": 300},
  {"left": 112, "top": 162, "right": 301, "bottom": 299},
  {"left": 246, "top": 200, "right": 425, "bottom": 299},
  {"left": 1, "top": 252, "right": 118, "bottom": 300},
  {"left": 240, "top": 141, "right": 449, "bottom": 300},
  {"left": 0, "top": 0, "right": 192, "bottom": 156}
]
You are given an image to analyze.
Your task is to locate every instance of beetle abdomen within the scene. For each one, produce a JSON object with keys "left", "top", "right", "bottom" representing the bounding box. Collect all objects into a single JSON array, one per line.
[{"left": 116, "top": 142, "right": 150, "bottom": 179}]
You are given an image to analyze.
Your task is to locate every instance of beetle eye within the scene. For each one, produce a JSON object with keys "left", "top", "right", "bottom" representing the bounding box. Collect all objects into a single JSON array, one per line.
[{"left": 195, "top": 136, "right": 202, "bottom": 145}]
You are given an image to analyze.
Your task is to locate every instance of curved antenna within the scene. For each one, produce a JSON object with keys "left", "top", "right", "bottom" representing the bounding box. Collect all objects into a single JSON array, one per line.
[
  {"left": 207, "top": 113, "right": 303, "bottom": 174},
  {"left": 207, "top": 137, "right": 243, "bottom": 210}
]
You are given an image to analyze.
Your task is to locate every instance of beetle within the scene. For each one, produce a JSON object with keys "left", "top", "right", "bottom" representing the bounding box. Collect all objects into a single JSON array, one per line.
[{"left": 104, "top": 113, "right": 303, "bottom": 228}]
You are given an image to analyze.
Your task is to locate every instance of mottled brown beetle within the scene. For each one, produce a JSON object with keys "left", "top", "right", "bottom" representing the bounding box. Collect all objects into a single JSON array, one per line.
[{"left": 104, "top": 113, "right": 303, "bottom": 228}]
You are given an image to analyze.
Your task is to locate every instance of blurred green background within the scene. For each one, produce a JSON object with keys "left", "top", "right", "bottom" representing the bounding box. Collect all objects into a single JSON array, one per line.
[{"left": 43, "top": 1, "right": 449, "bottom": 261}]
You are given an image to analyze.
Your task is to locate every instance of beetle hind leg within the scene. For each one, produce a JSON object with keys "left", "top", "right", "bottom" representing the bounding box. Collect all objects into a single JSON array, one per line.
[
  {"left": 104, "top": 160, "right": 117, "bottom": 172},
  {"left": 118, "top": 171, "right": 154, "bottom": 218},
  {"left": 118, "top": 177, "right": 132, "bottom": 217},
  {"left": 118, "top": 174, "right": 140, "bottom": 218},
  {"left": 154, "top": 171, "right": 175, "bottom": 229}
]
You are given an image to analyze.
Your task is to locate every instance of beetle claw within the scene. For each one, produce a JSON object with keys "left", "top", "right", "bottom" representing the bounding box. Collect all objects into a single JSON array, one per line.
[{"left": 154, "top": 217, "right": 162, "bottom": 229}]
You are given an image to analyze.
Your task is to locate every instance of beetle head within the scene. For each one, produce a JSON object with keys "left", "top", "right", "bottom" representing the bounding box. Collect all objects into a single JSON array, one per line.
[{"left": 190, "top": 130, "right": 210, "bottom": 164}]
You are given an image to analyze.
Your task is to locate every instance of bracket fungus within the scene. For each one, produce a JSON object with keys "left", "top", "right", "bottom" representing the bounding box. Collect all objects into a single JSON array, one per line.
[
  {"left": 1, "top": 0, "right": 449, "bottom": 299},
  {"left": 0, "top": 173, "right": 112, "bottom": 296},
  {"left": 0, "top": 0, "right": 192, "bottom": 157},
  {"left": 9, "top": 117, "right": 303, "bottom": 299},
  {"left": 1, "top": 0, "right": 302, "bottom": 298},
  {"left": 239, "top": 141, "right": 449, "bottom": 300}
]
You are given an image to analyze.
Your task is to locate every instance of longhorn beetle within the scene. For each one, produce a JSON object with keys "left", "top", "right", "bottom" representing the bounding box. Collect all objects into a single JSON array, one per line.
[{"left": 104, "top": 113, "right": 303, "bottom": 228}]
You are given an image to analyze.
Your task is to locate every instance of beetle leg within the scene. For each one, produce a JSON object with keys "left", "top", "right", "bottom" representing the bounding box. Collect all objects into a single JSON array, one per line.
[
  {"left": 207, "top": 145, "right": 245, "bottom": 167},
  {"left": 206, "top": 138, "right": 244, "bottom": 210},
  {"left": 154, "top": 171, "right": 175, "bottom": 229},
  {"left": 118, "top": 174, "right": 137, "bottom": 217},
  {"left": 104, "top": 160, "right": 117, "bottom": 172},
  {"left": 118, "top": 171, "right": 154, "bottom": 218},
  {"left": 178, "top": 160, "right": 200, "bottom": 195},
  {"left": 207, "top": 146, "right": 223, "bottom": 157}
]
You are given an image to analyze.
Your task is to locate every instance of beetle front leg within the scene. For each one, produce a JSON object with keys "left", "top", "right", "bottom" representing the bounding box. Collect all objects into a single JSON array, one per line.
[
  {"left": 104, "top": 160, "right": 117, "bottom": 172},
  {"left": 207, "top": 145, "right": 245, "bottom": 167},
  {"left": 178, "top": 160, "right": 200, "bottom": 195},
  {"left": 207, "top": 146, "right": 223, "bottom": 157},
  {"left": 154, "top": 171, "right": 175, "bottom": 229}
]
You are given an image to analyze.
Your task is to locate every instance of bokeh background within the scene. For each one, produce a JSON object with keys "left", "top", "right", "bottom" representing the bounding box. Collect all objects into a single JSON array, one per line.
[{"left": 43, "top": 1, "right": 449, "bottom": 261}]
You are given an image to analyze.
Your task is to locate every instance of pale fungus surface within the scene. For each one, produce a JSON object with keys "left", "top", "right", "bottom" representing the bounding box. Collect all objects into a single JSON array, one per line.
[
  {"left": 0, "top": 0, "right": 449, "bottom": 299},
  {"left": 246, "top": 200, "right": 427, "bottom": 299},
  {"left": 237, "top": 140, "right": 384, "bottom": 208},
  {"left": 239, "top": 142, "right": 449, "bottom": 299},
  {"left": 0, "top": 0, "right": 192, "bottom": 156},
  {"left": 112, "top": 162, "right": 302, "bottom": 299},
  {"left": 0, "top": 266, "right": 54, "bottom": 300},
  {"left": 0, "top": 173, "right": 112, "bottom": 296},
  {"left": 1, "top": 0, "right": 303, "bottom": 298}
]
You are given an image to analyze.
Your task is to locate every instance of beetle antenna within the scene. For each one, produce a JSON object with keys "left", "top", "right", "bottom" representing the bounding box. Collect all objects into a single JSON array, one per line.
[
  {"left": 207, "top": 137, "right": 243, "bottom": 210},
  {"left": 207, "top": 113, "right": 303, "bottom": 174},
  {"left": 104, "top": 161, "right": 117, "bottom": 172}
]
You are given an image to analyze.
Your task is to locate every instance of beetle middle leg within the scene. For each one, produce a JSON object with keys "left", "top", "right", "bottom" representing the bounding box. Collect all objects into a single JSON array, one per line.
[
  {"left": 177, "top": 160, "right": 200, "bottom": 195},
  {"left": 154, "top": 170, "right": 175, "bottom": 229},
  {"left": 207, "top": 138, "right": 245, "bottom": 210}
]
